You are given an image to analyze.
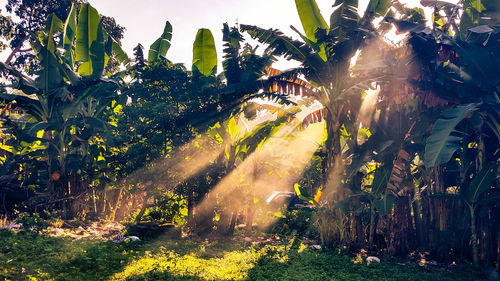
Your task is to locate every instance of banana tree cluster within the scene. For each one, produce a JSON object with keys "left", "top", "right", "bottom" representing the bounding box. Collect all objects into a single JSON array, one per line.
[
  {"left": 240, "top": 0, "right": 395, "bottom": 195},
  {"left": 388, "top": 1, "right": 500, "bottom": 264},
  {"left": 0, "top": 3, "right": 129, "bottom": 214}
]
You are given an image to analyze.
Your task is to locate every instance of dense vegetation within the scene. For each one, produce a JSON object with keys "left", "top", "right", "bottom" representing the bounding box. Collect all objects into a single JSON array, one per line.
[{"left": 0, "top": 0, "right": 499, "bottom": 279}]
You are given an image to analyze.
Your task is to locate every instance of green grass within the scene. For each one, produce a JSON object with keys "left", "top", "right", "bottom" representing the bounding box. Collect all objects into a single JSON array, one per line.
[{"left": 0, "top": 229, "right": 481, "bottom": 281}]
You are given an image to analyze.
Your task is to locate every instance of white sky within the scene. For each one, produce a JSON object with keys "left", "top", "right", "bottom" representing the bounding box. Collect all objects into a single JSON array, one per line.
[
  {"left": 89, "top": 0, "right": 355, "bottom": 71},
  {"left": 0, "top": 0, "right": 457, "bottom": 71}
]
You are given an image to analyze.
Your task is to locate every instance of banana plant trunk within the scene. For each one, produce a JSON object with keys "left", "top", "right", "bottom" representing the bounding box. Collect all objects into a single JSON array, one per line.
[
  {"left": 322, "top": 107, "right": 343, "bottom": 198},
  {"left": 469, "top": 204, "right": 480, "bottom": 266},
  {"left": 412, "top": 195, "right": 425, "bottom": 250},
  {"left": 497, "top": 227, "right": 500, "bottom": 274},
  {"left": 369, "top": 201, "right": 376, "bottom": 245}
]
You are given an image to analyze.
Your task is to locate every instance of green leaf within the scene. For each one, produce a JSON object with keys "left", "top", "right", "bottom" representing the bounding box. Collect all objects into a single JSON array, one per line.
[
  {"left": 75, "top": 3, "right": 100, "bottom": 62},
  {"left": 148, "top": 21, "right": 172, "bottom": 62},
  {"left": 44, "top": 13, "right": 63, "bottom": 54},
  {"left": 366, "top": 0, "right": 391, "bottom": 16},
  {"left": 469, "top": 0, "right": 486, "bottom": 13},
  {"left": 192, "top": 28, "right": 217, "bottom": 76},
  {"left": 241, "top": 24, "right": 323, "bottom": 66},
  {"left": 63, "top": 3, "right": 77, "bottom": 66},
  {"left": 110, "top": 37, "right": 131, "bottom": 68},
  {"left": 374, "top": 194, "right": 395, "bottom": 215},
  {"left": 0, "top": 62, "right": 38, "bottom": 95},
  {"left": 75, "top": 3, "right": 105, "bottom": 77},
  {"left": 35, "top": 46, "right": 63, "bottom": 92},
  {"left": 79, "top": 22, "right": 105, "bottom": 77},
  {"left": 295, "top": 0, "right": 328, "bottom": 60},
  {"left": 330, "top": 0, "right": 359, "bottom": 41},
  {"left": 424, "top": 103, "right": 478, "bottom": 167},
  {"left": 371, "top": 165, "right": 392, "bottom": 195},
  {"left": 464, "top": 162, "right": 497, "bottom": 203},
  {"left": 294, "top": 183, "right": 315, "bottom": 204},
  {"left": 227, "top": 116, "right": 239, "bottom": 141}
]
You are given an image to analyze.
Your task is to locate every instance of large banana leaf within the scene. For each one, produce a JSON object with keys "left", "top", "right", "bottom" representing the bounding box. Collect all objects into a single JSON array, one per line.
[
  {"left": 192, "top": 28, "right": 217, "bottom": 76},
  {"left": 330, "top": 0, "right": 359, "bottom": 41},
  {"left": 148, "top": 21, "right": 172, "bottom": 62},
  {"left": 295, "top": 0, "right": 328, "bottom": 61},
  {"left": 75, "top": 3, "right": 100, "bottom": 62},
  {"left": 0, "top": 92, "right": 43, "bottom": 120},
  {"left": 295, "top": 0, "right": 328, "bottom": 40},
  {"left": 374, "top": 194, "right": 395, "bottom": 215},
  {"left": 365, "top": 0, "right": 391, "bottom": 16},
  {"left": 371, "top": 165, "right": 392, "bottom": 195},
  {"left": 221, "top": 23, "right": 242, "bottom": 84},
  {"left": 0, "top": 62, "right": 38, "bottom": 95},
  {"left": 111, "top": 38, "right": 131, "bottom": 68},
  {"left": 35, "top": 45, "right": 63, "bottom": 92},
  {"left": 240, "top": 25, "right": 323, "bottom": 68},
  {"left": 424, "top": 103, "right": 478, "bottom": 167},
  {"left": 75, "top": 3, "right": 105, "bottom": 77},
  {"left": 44, "top": 13, "right": 63, "bottom": 54},
  {"left": 63, "top": 4, "right": 77, "bottom": 67},
  {"left": 463, "top": 162, "right": 497, "bottom": 204}
]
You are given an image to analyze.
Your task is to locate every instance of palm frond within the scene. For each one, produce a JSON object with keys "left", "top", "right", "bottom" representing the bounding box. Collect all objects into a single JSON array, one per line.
[
  {"left": 222, "top": 23, "right": 243, "bottom": 85},
  {"left": 299, "top": 107, "right": 326, "bottom": 129},
  {"left": 250, "top": 92, "right": 297, "bottom": 106},
  {"left": 240, "top": 24, "right": 323, "bottom": 69}
]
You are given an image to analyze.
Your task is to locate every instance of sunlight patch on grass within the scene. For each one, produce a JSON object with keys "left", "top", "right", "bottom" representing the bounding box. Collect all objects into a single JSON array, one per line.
[{"left": 110, "top": 247, "right": 268, "bottom": 281}]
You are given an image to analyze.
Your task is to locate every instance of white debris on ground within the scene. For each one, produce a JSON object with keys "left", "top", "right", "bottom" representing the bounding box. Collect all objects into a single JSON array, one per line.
[
  {"left": 243, "top": 237, "right": 253, "bottom": 242},
  {"left": 48, "top": 221, "right": 124, "bottom": 240},
  {"left": 311, "top": 244, "right": 322, "bottom": 250},
  {"left": 366, "top": 256, "right": 381, "bottom": 264},
  {"left": 112, "top": 234, "right": 141, "bottom": 243},
  {"left": 0, "top": 222, "right": 22, "bottom": 230}
]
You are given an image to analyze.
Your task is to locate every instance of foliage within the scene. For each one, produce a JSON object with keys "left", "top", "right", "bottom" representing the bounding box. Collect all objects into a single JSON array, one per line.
[
  {"left": 148, "top": 21, "right": 172, "bottom": 62},
  {"left": 424, "top": 103, "right": 479, "bottom": 167},
  {"left": 192, "top": 28, "right": 217, "bottom": 76},
  {"left": 2, "top": 0, "right": 126, "bottom": 75},
  {"left": 0, "top": 2, "right": 129, "bottom": 216},
  {"left": 0, "top": 0, "right": 498, "bottom": 270},
  {"left": 270, "top": 208, "right": 318, "bottom": 238},
  {"left": 15, "top": 212, "right": 50, "bottom": 233}
]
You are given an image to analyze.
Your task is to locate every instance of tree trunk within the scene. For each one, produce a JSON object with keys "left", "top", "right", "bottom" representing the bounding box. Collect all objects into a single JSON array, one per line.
[
  {"left": 391, "top": 196, "right": 411, "bottom": 256},
  {"left": 228, "top": 212, "right": 237, "bottom": 236},
  {"left": 245, "top": 203, "right": 254, "bottom": 235},
  {"left": 369, "top": 202, "right": 376, "bottom": 245},
  {"left": 496, "top": 226, "right": 500, "bottom": 274},
  {"left": 110, "top": 186, "right": 124, "bottom": 221},
  {"left": 187, "top": 187, "right": 194, "bottom": 220},
  {"left": 412, "top": 196, "right": 425, "bottom": 251},
  {"left": 322, "top": 107, "right": 343, "bottom": 200},
  {"left": 470, "top": 205, "right": 479, "bottom": 266}
]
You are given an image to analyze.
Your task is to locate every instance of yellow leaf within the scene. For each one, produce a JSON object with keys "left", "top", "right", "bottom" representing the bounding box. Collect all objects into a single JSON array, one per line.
[{"left": 314, "top": 187, "right": 323, "bottom": 203}]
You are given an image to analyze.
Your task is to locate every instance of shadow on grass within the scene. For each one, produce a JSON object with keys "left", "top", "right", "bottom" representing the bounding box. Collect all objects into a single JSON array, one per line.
[{"left": 244, "top": 248, "right": 479, "bottom": 281}]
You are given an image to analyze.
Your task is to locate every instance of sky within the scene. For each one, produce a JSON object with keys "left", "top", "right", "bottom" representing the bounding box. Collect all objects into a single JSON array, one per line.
[
  {"left": 0, "top": 0, "right": 454, "bottom": 71},
  {"left": 89, "top": 0, "right": 372, "bottom": 71}
]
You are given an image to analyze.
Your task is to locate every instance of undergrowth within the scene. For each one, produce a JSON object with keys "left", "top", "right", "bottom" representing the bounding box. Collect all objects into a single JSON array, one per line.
[{"left": 0, "top": 229, "right": 482, "bottom": 281}]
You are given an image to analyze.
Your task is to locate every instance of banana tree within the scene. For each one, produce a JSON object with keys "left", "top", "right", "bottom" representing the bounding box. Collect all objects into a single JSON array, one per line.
[
  {"left": 389, "top": 0, "right": 500, "bottom": 264},
  {"left": 0, "top": 3, "right": 129, "bottom": 215},
  {"left": 431, "top": 162, "right": 498, "bottom": 265},
  {"left": 240, "top": 0, "right": 394, "bottom": 194}
]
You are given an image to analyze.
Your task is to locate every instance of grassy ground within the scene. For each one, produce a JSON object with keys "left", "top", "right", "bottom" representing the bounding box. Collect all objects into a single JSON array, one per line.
[{"left": 0, "top": 229, "right": 482, "bottom": 281}]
